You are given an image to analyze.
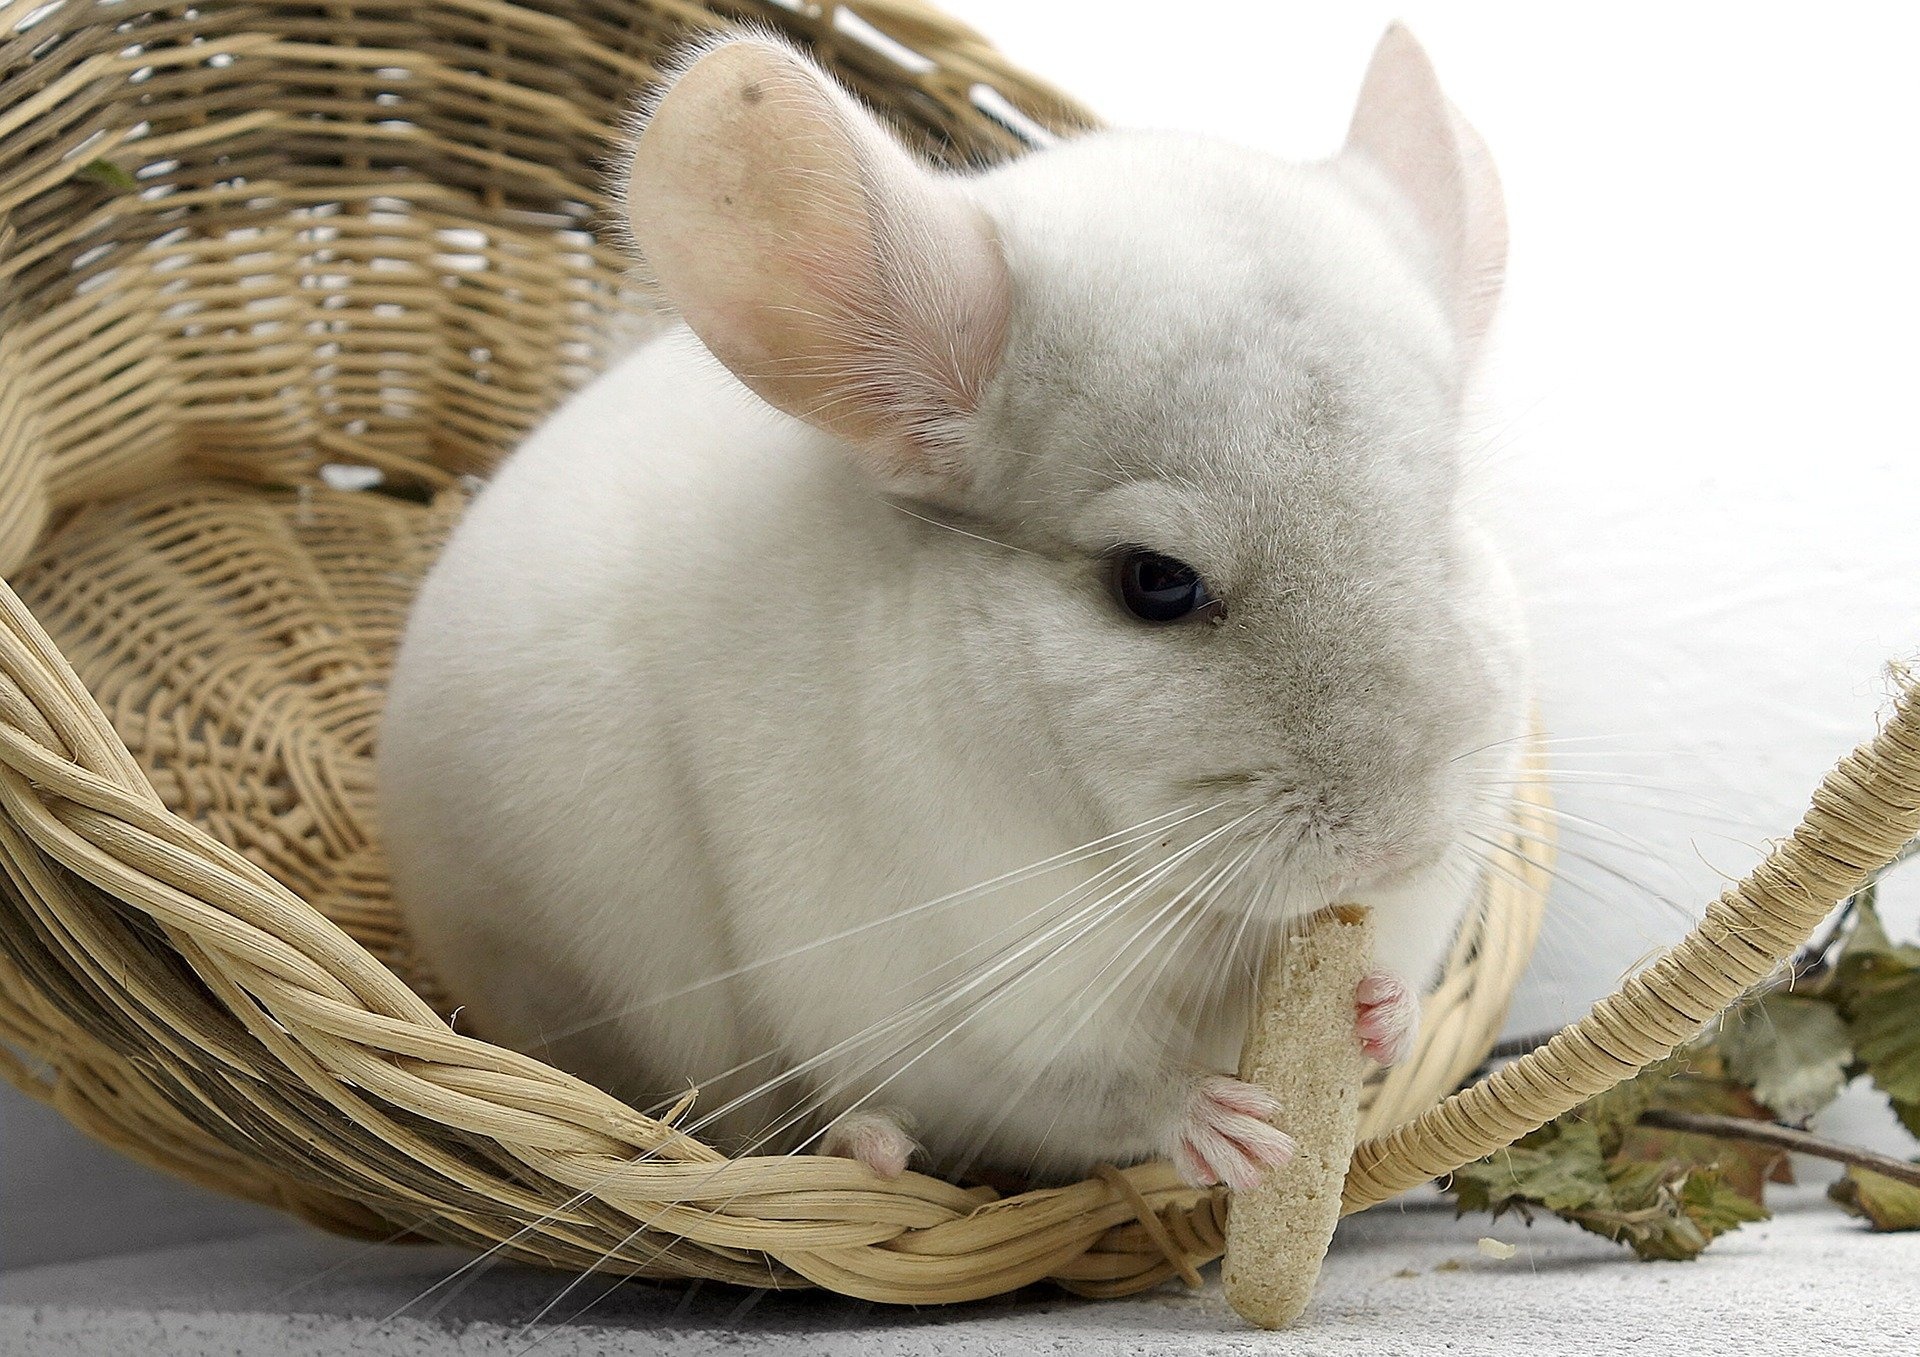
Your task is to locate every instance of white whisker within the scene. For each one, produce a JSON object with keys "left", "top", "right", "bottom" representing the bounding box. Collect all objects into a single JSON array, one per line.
[{"left": 529, "top": 804, "right": 1211, "bottom": 1048}]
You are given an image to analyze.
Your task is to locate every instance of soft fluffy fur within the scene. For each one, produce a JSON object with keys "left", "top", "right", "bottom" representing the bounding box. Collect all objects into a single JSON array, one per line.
[{"left": 379, "top": 27, "right": 1531, "bottom": 1188}]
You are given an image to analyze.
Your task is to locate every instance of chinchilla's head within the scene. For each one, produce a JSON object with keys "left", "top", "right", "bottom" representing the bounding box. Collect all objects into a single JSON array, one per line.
[{"left": 621, "top": 28, "right": 1530, "bottom": 929}]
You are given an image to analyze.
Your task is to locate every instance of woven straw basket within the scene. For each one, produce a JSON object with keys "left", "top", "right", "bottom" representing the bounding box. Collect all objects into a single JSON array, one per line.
[{"left": 4, "top": 0, "right": 1919, "bottom": 1307}]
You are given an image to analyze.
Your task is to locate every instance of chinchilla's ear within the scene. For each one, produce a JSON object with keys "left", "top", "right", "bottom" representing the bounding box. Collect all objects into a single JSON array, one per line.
[
  {"left": 622, "top": 37, "right": 1010, "bottom": 500},
  {"left": 1343, "top": 24, "right": 1507, "bottom": 361}
]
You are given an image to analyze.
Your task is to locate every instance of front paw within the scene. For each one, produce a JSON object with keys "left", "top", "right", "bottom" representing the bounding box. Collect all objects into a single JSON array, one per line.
[
  {"left": 1355, "top": 969, "right": 1419, "bottom": 1066},
  {"left": 1169, "top": 1074, "right": 1296, "bottom": 1192}
]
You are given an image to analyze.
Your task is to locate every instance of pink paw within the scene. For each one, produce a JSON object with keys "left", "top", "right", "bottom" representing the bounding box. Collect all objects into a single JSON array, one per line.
[
  {"left": 820, "top": 1110, "right": 917, "bottom": 1179},
  {"left": 1171, "top": 1074, "right": 1297, "bottom": 1193},
  {"left": 1355, "top": 970, "right": 1419, "bottom": 1066}
]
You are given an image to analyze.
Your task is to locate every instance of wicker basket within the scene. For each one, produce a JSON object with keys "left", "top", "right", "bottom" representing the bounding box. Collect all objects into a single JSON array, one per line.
[{"left": 3, "top": 0, "right": 1917, "bottom": 1307}]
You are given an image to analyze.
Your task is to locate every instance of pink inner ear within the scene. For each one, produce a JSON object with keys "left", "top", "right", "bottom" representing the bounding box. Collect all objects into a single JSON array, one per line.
[
  {"left": 625, "top": 39, "right": 1008, "bottom": 495},
  {"left": 1440, "top": 107, "right": 1508, "bottom": 353},
  {"left": 1344, "top": 25, "right": 1507, "bottom": 355},
  {"left": 854, "top": 175, "right": 1011, "bottom": 460}
]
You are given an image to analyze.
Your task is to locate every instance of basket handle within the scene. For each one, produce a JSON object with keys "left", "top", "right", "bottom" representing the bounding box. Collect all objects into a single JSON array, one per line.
[{"left": 1340, "top": 670, "right": 1920, "bottom": 1211}]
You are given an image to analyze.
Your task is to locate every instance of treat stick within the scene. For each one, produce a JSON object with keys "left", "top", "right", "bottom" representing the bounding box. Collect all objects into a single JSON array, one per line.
[{"left": 1222, "top": 904, "right": 1374, "bottom": 1328}]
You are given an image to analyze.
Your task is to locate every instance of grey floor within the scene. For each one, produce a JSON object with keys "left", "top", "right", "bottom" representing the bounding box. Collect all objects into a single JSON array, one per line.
[
  {"left": 4, "top": 1183, "right": 1915, "bottom": 1356},
  {"left": 0, "top": 1084, "right": 284, "bottom": 1275}
]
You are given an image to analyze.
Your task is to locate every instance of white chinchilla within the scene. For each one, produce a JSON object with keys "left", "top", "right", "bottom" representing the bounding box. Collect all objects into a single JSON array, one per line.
[{"left": 378, "top": 25, "right": 1530, "bottom": 1192}]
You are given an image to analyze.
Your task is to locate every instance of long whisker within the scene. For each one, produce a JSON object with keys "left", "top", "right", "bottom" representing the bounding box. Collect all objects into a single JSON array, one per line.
[
  {"left": 1478, "top": 819, "right": 1703, "bottom": 892},
  {"left": 1450, "top": 730, "right": 1645, "bottom": 764},
  {"left": 617, "top": 807, "right": 1233, "bottom": 1121},
  {"left": 858, "top": 834, "right": 1265, "bottom": 1183},
  {"left": 675, "top": 814, "right": 1247, "bottom": 1147},
  {"left": 1179, "top": 844, "right": 1273, "bottom": 1032},
  {"left": 863, "top": 804, "right": 1230, "bottom": 1008},
  {"left": 501, "top": 819, "right": 1261, "bottom": 1341},
  {"left": 1480, "top": 791, "right": 1756, "bottom": 841},
  {"left": 528, "top": 804, "right": 1212, "bottom": 1048},
  {"left": 990, "top": 871, "right": 1244, "bottom": 1190},
  {"left": 1462, "top": 821, "right": 1699, "bottom": 926},
  {"left": 1147, "top": 833, "right": 1279, "bottom": 1055},
  {"left": 1465, "top": 779, "right": 1708, "bottom": 907},
  {"left": 733, "top": 814, "right": 1260, "bottom": 1160},
  {"left": 1456, "top": 834, "right": 1701, "bottom": 955},
  {"left": 688, "top": 825, "right": 1235, "bottom": 1151},
  {"left": 884, "top": 498, "right": 1038, "bottom": 556},
  {"left": 985, "top": 844, "right": 1266, "bottom": 1184},
  {"left": 381, "top": 811, "right": 1223, "bottom": 1326}
]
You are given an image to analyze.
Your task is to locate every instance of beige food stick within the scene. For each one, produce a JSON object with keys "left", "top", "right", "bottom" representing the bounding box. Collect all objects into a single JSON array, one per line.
[{"left": 1222, "top": 904, "right": 1374, "bottom": 1328}]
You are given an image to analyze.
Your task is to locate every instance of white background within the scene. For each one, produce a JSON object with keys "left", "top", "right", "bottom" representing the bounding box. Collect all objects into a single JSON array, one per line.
[{"left": 5, "top": 0, "right": 1917, "bottom": 1271}]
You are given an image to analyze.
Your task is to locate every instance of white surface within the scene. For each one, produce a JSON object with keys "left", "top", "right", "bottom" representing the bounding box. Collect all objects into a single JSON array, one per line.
[
  {"left": 3, "top": 1186, "right": 1916, "bottom": 1355},
  {"left": 956, "top": 0, "right": 1920, "bottom": 1031}
]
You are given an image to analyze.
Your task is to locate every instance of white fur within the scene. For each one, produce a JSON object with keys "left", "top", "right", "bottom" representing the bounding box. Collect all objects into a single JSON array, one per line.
[{"left": 378, "top": 28, "right": 1531, "bottom": 1186}]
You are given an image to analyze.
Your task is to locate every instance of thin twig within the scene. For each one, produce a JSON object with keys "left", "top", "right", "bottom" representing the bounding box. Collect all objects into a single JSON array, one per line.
[{"left": 1637, "top": 1109, "right": 1920, "bottom": 1190}]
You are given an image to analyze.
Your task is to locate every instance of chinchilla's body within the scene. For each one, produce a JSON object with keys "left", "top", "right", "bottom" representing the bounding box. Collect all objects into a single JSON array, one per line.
[{"left": 380, "top": 28, "right": 1530, "bottom": 1189}]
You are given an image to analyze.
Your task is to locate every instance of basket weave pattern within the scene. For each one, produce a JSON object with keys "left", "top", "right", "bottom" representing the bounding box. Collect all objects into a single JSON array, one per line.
[{"left": 4, "top": 0, "right": 1914, "bottom": 1306}]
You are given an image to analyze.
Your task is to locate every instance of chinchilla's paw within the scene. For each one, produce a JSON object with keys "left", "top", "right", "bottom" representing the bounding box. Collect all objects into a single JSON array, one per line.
[
  {"left": 1169, "top": 1073, "right": 1297, "bottom": 1192},
  {"left": 1354, "top": 969, "right": 1420, "bottom": 1066}
]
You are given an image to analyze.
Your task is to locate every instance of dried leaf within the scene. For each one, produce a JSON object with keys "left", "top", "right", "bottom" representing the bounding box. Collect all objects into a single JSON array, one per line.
[
  {"left": 1720, "top": 993, "right": 1853, "bottom": 1122},
  {"left": 1828, "top": 1167, "right": 1920, "bottom": 1231},
  {"left": 1827, "top": 891, "right": 1920, "bottom": 1001},
  {"left": 1443, "top": 867, "right": 1919, "bottom": 1262},
  {"left": 1634, "top": 1061, "right": 1794, "bottom": 1197},
  {"left": 1673, "top": 1168, "right": 1771, "bottom": 1246},
  {"left": 1676, "top": 1167, "right": 1759, "bottom": 1227},
  {"left": 1838, "top": 889, "right": 1920, "bottom": 967},
  {"left": 1615, "top": 1124, "right": 1786, "bottom": 1206},
  {"left": 1845, "top": 965, "right": 1920, "bottom": 1110},
  {"left": 78, "top": 158, "right": 138, "bottom": 190},
  {"left": 1577, "top": 1062, "right": 1670, "bottom": 1153},
  {"left": 1893, "top": 1098, "right": 1920, "bottom": 1141},
  {"left": 1446, "top": 1093, "right": 1770, "bottom": 1262},
  {"left": 1449, "top": 1120, "right": 1612, "bottom": 1219},
  {"left": 1559, "top": 1160, "right": 1766, "bottom": 1261}
]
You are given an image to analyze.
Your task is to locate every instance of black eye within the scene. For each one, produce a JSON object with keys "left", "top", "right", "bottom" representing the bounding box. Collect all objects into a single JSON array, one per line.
[{"left": 1113, "top": 549, "right": 1219, "bottom": 624}]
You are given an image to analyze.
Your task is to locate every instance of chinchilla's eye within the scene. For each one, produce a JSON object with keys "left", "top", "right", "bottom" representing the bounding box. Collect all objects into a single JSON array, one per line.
[{"left": 1113, "top": 549, "right": 1221, "bottom": 624}]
